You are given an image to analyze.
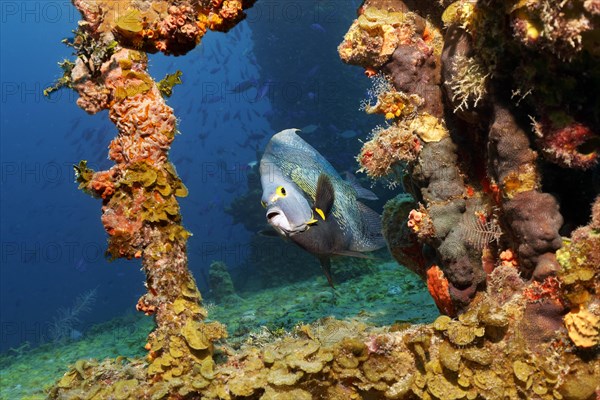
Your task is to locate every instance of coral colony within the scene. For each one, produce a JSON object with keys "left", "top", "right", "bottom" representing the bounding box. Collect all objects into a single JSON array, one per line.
[{"left": 47, "top": 0, "right": 598, "bottom": 398}]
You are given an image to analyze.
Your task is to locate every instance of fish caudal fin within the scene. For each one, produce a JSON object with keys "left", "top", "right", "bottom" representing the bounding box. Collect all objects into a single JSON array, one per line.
[
  {"left": 354, "top": 201, "right": 386, "bottom": 251},
  {"left": 258, "top": 228, "right": 280, "bottom": 237},
  {"left": 314, "top": 174, "right": 335, "bottom": 220},
  {"left": 319, "top": 256, "right": 335, "bottom": 288}
]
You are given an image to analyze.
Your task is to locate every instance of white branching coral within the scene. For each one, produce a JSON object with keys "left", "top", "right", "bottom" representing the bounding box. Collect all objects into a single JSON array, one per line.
[
  {"left": 48, "top": 288, "right": 97, "bottom": 342},
  {"left": 448, "top": 55, "right": 489, "bottom": 112},
  {"left": 442, "top": 0, "right": 478, "bottom": 32},
  {"left": 539, "top": 0, "right": 592, "bottom": 58},
  {"left": 359, "top": 72, "right": 393, "bottom": 111},
  {"left": 459, "top": 211, "right": 502, "bottom": 251}
]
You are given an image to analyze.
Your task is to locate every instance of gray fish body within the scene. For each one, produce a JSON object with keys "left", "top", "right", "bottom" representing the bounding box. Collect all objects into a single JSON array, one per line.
[
  {"left": 260, "top": 129, "right": 385, "bottom": 259},
  {"left": 291, "top": 214, "right": 348, "bottom": 257}
]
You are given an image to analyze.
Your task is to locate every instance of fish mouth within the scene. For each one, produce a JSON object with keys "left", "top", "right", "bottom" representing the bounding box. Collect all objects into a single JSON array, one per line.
[
  {"left": 265, "top": 207, "right": 286, "bottom": 228},
  {"left": 267, "top": 211, "right": 280, "bottom": 221},
  {"left": 266, "top": 208, "right": 294, "bottom": 236},
  {"left": 265, "top": 207, "right": 304, "bottom": 236}
]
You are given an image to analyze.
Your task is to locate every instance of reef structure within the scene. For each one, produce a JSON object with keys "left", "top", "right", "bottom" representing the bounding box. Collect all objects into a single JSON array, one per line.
[
  {"left": 47, "top": 0, "right": 599, "bottom": 398},
  {"left": 338, "top": 0, "right": 599, "bottom": 396},
  {"left": 50, "top": 235, "right": 600, "bottom": 399},
  {"left": 341, "top": 0, "right": 598, "bottom": 316},
  {"left": 46, "top": 0, "right": 255, "bottom": 395}
]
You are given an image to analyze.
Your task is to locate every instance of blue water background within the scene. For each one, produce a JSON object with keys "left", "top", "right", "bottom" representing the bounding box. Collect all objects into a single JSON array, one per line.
[{"left": 0, "top": 1, "right": 383, "bottom": 353}]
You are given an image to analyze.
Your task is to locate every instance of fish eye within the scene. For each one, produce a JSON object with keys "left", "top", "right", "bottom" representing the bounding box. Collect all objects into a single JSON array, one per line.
[
  {"left": 276, "top": 186, "right": 287, "bottom": 197},
  {"left": 261, "top": 200, "right": 267, "bottom": 208}
]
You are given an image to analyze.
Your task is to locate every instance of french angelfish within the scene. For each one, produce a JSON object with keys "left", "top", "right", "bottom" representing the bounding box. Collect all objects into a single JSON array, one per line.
[{"left": 259, "top": 129, "right": 385, "bottom": 287}]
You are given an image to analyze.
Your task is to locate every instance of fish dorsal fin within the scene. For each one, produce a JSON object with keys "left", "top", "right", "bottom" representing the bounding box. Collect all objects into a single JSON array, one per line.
[
  {"left": 314, "top": 174, "right": 335, "bottom": 220},
  {"left": 344, "top": 171, "right": 378, "bottom": 200}
]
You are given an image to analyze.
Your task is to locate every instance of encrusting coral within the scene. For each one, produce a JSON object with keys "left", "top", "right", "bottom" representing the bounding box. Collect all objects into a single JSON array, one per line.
[
  {"left": 348, "top": 0, "right": 598, "bottom": 316},
  {"left": 74, "top": 0, "right": 255, "bottom": 55},
  {"left": 349, "top": 0, "right": 488, "bottom": 314},
  {"left": 73, "top": 41, "right": 230, "bottom": 382},
  {"left": 46, "top": 0, "right": 254, "bottom": 396},
  {"left": 50, "top": 269, "right": 599, "bottom": 399},
  {"left": 47, "top": 0, "right": 599, "bottom": 398},
  {"left": 344, "top": 0, "right": 598, "bottom": 396}
]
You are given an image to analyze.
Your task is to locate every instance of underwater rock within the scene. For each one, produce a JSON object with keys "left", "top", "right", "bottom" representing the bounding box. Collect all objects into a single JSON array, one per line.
[
  {"left": 504, "top": 191, "right": 563, "bottom": 279},
  {"left": 382, "top": 32, "right": 444, "bottom": 118},
  {"left": 342, "top": 0, "right": 597, "bottom": 324},
  {"left": 382, "top": 193, "right": 428, "bottom": 277},
  {"left": 208, "top": 261, "right": 238, "bottom": 303},
  {"left": 350, "top": 0, "right": 487, "bottom": 315}
]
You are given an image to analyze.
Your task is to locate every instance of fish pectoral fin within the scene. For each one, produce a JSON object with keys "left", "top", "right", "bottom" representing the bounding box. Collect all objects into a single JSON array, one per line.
[
  {"left": 258, "top": 228, "right": 280, "bottom": 237},
  {"left": 306, "top": 218, "right": 318, "bottom": 226},
  {"left": 314, "top": 174, "right": 335, "bottom": 219},
  {"left": 315, "top": 207, "right": 326, "bottom": 220},
  {"left": 332, "top": 250, "right": 375, "bottom": 259},
  {"left": 319, "top": 257, "right": 335, "bottom": 288}
]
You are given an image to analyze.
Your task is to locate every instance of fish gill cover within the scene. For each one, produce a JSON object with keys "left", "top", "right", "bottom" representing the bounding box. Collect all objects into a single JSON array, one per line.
[{"left": 0, "top": 0, "right": 599, "bottom": 399}]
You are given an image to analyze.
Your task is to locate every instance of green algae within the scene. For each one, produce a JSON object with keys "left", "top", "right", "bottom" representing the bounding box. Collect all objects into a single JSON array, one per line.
[
  {"left": 115, "top": 9, "right": 144, "bottom": 33},
  {"left": 43, "top": 59, "right": 76, "bottom": 97},
  {"left": 74, "top": 160, "right": 95, "bottom": 192},
  {"left": 0, "top": 314, "right": 152, "bottom": 399},
  {"left": 0, "top": 261, "right": 437, "bottom": 399},
  {"left": 157, "top": 71, "right": 183, "bottom": 98},
  {"left": 114, "top": 70, "right": 153, "bottom": 101}
]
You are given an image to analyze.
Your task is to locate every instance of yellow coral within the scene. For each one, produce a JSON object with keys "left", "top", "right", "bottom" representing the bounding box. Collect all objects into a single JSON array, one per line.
[
  {"left": 564, "top": 305, "right": 600, "bottom": 348},
  {"left": 364, "top": 90, "right": 422, "bottom": 119},
  {"left": 501, "top": 163, "right": 539, "bottom": 198},
  {"left": 182, "top": 320, "right": 210, "bottom": 350},
  {"left": 442, "top": 0, "right": 477, "bottom": 31},
  {"left": 338, "top": 8, "right": 415, "bottom": 68},
  {"left": 409, "top": 113, "right": 449, "bottom": 143}
]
